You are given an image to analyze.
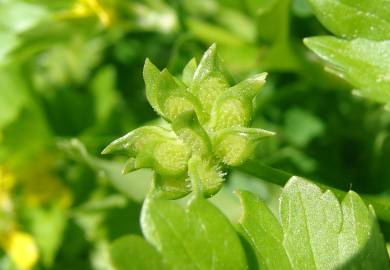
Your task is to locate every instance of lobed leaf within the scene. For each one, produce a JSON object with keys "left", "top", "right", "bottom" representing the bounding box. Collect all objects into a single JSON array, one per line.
[
  {"left": 238, "top": 177, "right": 390, "bottom": 269},
  {"left": 236, "top": 191, "right": 292, "bottom": 270}
]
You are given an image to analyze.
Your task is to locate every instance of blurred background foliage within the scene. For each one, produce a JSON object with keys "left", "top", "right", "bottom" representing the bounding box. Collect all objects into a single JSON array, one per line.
[{"left": 0, "top": 0, "right": 389, "bottom": 269}]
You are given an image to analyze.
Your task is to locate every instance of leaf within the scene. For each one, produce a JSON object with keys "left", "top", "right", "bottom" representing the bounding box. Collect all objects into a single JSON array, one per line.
[
  {"left": 237, "top": 177, "right": 390, "bottom": 269},
  {"left": 283, "top": 107, "right": 325, "bottom": 147},
  {"left": 59, "top": 139, "right": 151, "bottom": 202},
  {"left": 110, "top": 235, "right": 167, "bottom": 270},
  {"left": 307, "top": 0, "right": 390, "bottom": 40},
  {"left": 141, "top": 195, "right": 247, "bottom": 270},
  {"left": 304, "top": 37, "right": 390, "bottom": 104},
  {"left": 26, "top": 205, "right": 67, "bottom": 267},
  {"left": 236, "top": 191, "right": 292, "bottom": 270},
  {"left": 280, "top": 177, "right": 343, "bottom": 269},
  {"left": 0, "top": 68, "right": 27, "bottom": 130},
  {"left": 90, "top": 65, "right": 120, "bottom": 123}
]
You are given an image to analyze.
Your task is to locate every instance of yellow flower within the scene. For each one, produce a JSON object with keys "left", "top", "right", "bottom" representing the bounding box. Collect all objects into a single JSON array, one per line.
[
  {"left": 0, "top": 167, "right": 15, "bottom": 191},
  {"left": 2, "top": 231, "right": 39, "bottom": 270},
  {"left": 61, "top": 0, "right": 114, "bottom": 27},
  {"left": 0, "top": 168, "right": 15, "bottom": 212}
]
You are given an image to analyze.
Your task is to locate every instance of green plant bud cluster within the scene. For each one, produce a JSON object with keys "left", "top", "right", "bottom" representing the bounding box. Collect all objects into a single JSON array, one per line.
[{"left": 102, "top": 44, "right": 274, "bottom": 199}]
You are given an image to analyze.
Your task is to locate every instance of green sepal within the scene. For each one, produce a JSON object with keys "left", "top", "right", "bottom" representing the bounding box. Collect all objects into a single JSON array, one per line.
[
  {"left": 172, "top": 110, "right": 212, "bottom": 156},
  {"left": 190, "top": 43, "right": 230, "bottom": 116},
  {"left": 213, "top": 127, "right": 275, "bottom": 166},
  {"left": 144, "top": 60, "right": 205, "bottom": 122},
  {"left": 187, "top": 155, "right": 224, "bottom": 198},
  {"left": 151, "top": 173, "right": 191, "bottom": 200},
  {"left": 143, "top": 59, "right": 164, "bottom": 115},
  {"left": 157, "top": 69, "right": 205, "bottom": 122},
  {"left": 182, "top": 58, "right": 197, "bottom": 86},
  {"left": 210, "top": 73, "right": 267, "bottom": 130},
  {"left": 102, "top": 126, "right": 190, "bottom": 176}
]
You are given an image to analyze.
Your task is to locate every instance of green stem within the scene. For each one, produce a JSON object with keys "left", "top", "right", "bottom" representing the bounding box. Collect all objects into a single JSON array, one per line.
[{"left": 236, "top": 159, "right": 390, "bottom": 223}]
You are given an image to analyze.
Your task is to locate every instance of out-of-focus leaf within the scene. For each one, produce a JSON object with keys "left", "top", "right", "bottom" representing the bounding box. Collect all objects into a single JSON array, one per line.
[
  {"left": 25, "top": 205, "right": 67, "bottom": 267},
  {"left": 253, "top": 0, "right": 301, "bottom": 71},
  {"left": 0, "top": 68, "right": 27, "bottom": 130},
  {"left": 283, "top": 107, "right": 325, "bottom": 147},
  {"left": 292, "top": 0, "right": 313, "bottom": 17},
  {"left": 141, "top": 195, "right": 247, "bottom": 270},
  {"left": 304, "top": 37, "right": 390, "bottom": 104},
  {"left": 59, "top": 139, "right": 151, "bottom": 202},
  {"left": 110, "top": 235, "right": 167, "bottom": 270},
  {"left": 307, "top": 0, "right": 390, "bottom": 40},
  {"left": 186, "top": 18, "right": 245, "bottom": 47},
  {"left": 90, "top": 65, "right": 120, "bottom": 123},
  {"left": 0, "top": 1, "right": 48, "bottom": 33}
]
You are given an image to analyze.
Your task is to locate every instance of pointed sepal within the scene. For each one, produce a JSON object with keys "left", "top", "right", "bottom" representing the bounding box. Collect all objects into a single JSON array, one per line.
[
  {"left": 210, "top": 73, "right": 267, "bottom": 130},
  {"left": 213, "top": 127, "right": 275, "bottom": 166}
]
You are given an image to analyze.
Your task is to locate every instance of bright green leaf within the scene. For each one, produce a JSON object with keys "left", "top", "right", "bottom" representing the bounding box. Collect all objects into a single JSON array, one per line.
[
  {"left": 307, "top": 0, "right": 390, "bottom": 40},
  {"left": 141, "top": 195, "right": 247, "bottom": 270},
  {"left": 236, "top": 177, "right": 390, "bottom": 269},
  {"left": 280, "top": 177, "right": 390, "bottom": 269},
  {"left": 110, "top": 235, "right": 168, "bottom": 270},
  {"left": 236, "top": 191, "right": 292, "bottom": 270},
  {"left": 304, "top": 37, "right": 390, "bottom": 104}
]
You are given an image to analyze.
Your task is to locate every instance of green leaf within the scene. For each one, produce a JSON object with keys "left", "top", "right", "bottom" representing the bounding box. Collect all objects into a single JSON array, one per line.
[
  {"left": 90, "top": 65, "right": 120, "bottom": 123},
  {"left": 283, "top": 107, "right": 325, "bottom": 147},
  {"left": 338, "top": 192, "right": 390, "bottom": 269},
  {"left": 60, "top": 139, "right": 151, "bottom": 202},
  {"left": 141, "top": 195, "right": 247, "bottom": 270},
  {"left": 280, "top": 177, "right": 390, "bottom": 269},
  {"left": 27, "top": 205, "right": 67, "bottom": 267},
  {"left": 110, "top": 235, "right": 167, "bottom": 270},
  {"left": 236, "top": 177, "right": 390, "bottom": 269},
  {"left": 307, "top": 0, "right": 390, "bottom": 40},
  {"left": 236, "top": 191, "right": 292, "bottom": 270},
  {"left": 304, "top": 37, "right": 390, "bottom": 104},
  {"left": 0, "top": 68, "right": 27, "bottom": 130}
]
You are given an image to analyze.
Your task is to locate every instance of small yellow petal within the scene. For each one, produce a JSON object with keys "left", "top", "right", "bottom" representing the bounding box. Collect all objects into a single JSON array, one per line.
[{"left": 4, "top": 231, "right": 39, "bottom": 270}]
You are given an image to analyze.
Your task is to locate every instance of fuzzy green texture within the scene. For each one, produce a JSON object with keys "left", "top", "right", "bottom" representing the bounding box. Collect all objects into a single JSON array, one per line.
[{"left": 102, "top": 44, "right": 274, "bottom": 199}]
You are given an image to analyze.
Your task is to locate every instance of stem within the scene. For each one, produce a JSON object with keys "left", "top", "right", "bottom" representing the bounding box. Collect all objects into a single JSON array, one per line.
[{"left": 236, "top": 159, "right": 390, "bottom": 223}]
